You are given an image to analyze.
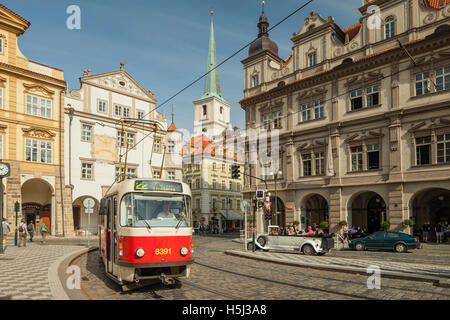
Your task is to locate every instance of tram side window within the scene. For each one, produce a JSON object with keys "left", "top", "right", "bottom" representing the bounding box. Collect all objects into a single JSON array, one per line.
[{"left": 120, "top": 194, "right": 133, "bottom": 227}]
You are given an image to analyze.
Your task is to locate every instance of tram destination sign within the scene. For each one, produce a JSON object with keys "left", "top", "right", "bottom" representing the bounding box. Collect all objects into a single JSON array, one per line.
[{"left": 135, "top": 180, "right": 183, "bottom": 193}]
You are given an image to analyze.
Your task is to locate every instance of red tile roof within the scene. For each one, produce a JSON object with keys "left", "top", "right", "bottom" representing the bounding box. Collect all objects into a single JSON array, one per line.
[
  {"left": 343, "top": 23, "right": 361, "bottom": 42},
  {"left": 167, "top": 122, "right": 178, "bottom": 132},
  {"left": 185, "top": 135, "right": 242, "bottom": 161}
]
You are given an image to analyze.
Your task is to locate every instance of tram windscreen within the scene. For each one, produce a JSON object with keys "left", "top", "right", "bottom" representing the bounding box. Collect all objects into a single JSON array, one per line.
[{"left": 120, "top": 194, "right": 189, "bottom": 227}]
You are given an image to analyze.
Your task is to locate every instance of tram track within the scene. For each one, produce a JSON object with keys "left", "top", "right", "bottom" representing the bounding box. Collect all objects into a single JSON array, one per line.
[{"left": 193, "top": 245, "right": 450, "bottom": 299}]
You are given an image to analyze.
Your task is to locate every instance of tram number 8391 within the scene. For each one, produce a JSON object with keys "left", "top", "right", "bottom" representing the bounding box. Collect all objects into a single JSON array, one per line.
[{"left": 155, "top": 248, "right": 172, "bottom": 255}]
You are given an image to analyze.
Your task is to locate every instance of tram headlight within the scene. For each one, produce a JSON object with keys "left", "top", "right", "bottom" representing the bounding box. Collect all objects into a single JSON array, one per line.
[
  {"left": 135, "top": 248, "right": 145, "bottom": 258},
  {"left": 180, "top": 246, "right": 189, "bottom": 256}
]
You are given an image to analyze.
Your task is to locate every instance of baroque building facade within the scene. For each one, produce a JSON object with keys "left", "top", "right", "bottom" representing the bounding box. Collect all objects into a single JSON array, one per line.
[
  {"left": 241, "top": 0, "right": 450, "bottom": 236},
  {"left": 65, "top": 63, "right": 183, "bottom": 234},
  {"left": 0, "top": 4, "right": 73, "bottom": 236}
]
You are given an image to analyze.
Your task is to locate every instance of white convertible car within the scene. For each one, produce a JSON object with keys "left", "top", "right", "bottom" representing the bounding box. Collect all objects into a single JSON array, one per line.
[{"left": 247, "top": 226, "right": 335, "bottom": 256}]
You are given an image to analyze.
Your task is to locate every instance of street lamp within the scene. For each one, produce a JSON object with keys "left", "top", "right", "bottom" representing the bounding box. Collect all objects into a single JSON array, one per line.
[{"left": 274, "top": 169, "right": 282, "bottom": 226}]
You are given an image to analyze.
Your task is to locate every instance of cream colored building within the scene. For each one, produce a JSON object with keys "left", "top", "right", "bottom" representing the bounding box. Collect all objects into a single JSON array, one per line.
[
  {"left": 241, "top": 0, "right": 450, "bottom": 237},
  {"left": 0, "top": 4, "right": 73, "bottom": 236},
  {"left": 65, "top": 64, "right": 183, "bottom": 234}
]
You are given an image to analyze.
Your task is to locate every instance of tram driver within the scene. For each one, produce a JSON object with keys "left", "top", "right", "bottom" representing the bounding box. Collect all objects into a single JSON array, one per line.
[{"left": 156, "top": 202, "right": 177, "bottom": 220}]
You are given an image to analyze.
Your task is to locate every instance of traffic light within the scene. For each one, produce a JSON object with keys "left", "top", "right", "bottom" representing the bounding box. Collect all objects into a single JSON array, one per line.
[
  {"left": 264, "top": 208, "right": 272, "bottom": 221},
  {"left": 231, "top": 165, "right": 241, "bottom": 179}
]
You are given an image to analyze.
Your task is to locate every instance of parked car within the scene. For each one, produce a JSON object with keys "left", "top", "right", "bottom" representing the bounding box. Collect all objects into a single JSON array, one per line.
[
  {"left": 349, "top": 231, "right": 420, "bottom": 253},
  {"left": 248, "top": 226, "right": 334, "bottom": 255}
]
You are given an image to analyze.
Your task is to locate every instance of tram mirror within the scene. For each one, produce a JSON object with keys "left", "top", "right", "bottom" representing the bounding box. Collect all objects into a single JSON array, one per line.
[{"left": 99, "top": 198, "right": 109, "bottom": 215}]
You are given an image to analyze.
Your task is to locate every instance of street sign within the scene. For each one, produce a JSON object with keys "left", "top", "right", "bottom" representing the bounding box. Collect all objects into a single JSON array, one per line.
[
  {"left": 240, "top": 200, "right": 250, "bottom": 212},
  {"left": 264, "top": 202, "right": 271, "bottom": 210},
  {"left": 85, "top": 208, "right": 94, "bottom": 214},
  {"left": 83, "top": 198, "right": 95, "bottom": 209}
]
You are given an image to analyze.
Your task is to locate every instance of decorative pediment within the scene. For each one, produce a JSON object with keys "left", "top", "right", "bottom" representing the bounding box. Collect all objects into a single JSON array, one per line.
[
  {"left": 296, "top": 140, "right": 326, "bottom": 151},
  {"left": 296, "top": 87, "right": 327, "bottom": 102},
  {"left": 407, "top": 118, "right": 450, "bottom": 134},
  {"left": 296, "top": 11, "right": 330, "bottom": 36},
  {"left": 0, "top": 5, "right": 30, "bottom": 35},
  {"left": 22, "top": 127, "right": 56, "bottom": 140},
  {"left": 258, "top": 99, "right": 284, "bottom": 113},
  {"left": 82, "top": 70, "right": 156, "bottom": 103},
  {"left": 345, "top": 131, "right": 384, "bottom": 143},
  {"left": 23, "top": 83, "right": 55, "bottom": 97},
  {"left": 345, "top": 71, "right": 383, "bottom": 87},
  {"left": 0, "top": 124, "right": 7, "bottom": 133}
]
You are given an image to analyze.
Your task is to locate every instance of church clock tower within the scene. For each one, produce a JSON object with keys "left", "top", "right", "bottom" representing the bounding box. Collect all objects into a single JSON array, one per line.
[{"left": 193, "top": 10, "right": 231, "bottom": 138}]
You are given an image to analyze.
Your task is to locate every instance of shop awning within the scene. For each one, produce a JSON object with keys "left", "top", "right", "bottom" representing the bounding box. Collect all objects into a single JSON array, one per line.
[{"left": 221, "top": 212, "right": 244, "bottom": 220}]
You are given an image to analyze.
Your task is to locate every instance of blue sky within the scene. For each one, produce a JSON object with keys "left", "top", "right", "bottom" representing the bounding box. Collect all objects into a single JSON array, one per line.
[{"left": 3, "top": 0, "right": 362, "bottom": 132}]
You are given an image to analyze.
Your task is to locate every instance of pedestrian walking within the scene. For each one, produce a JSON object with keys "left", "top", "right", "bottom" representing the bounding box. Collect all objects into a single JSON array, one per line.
[
  {"left": 435, "top": 221, "right": 444, "bottom": 244},
  {"left": 27, "top": 221, "right": 35, "bottom": 242},
  {"left": 40, "top": 223, "right": 49, "bottom": 244},
  {"left": 18, "top": 219, "right": 28, "bottom": 247},
  {"left": 422, "top": 221, "right": 431, "bottom": 243},
  {"left": 2, "top": 218, "right": 11, "bottom": 248}
]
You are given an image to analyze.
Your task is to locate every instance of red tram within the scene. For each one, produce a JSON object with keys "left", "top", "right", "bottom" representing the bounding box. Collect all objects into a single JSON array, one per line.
[{"left": 98, "top": 178, "right": 193, "bottom": 289}]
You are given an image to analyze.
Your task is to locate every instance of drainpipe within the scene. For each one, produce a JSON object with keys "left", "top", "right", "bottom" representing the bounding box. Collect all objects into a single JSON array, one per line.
[{"left": 59, "top": 89, "right": 66, "bottom": 237}]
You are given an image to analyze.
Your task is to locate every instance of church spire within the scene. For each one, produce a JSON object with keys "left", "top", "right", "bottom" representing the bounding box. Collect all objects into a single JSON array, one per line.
[{"left": 201, "top": 8, "right": 223, "bottom": 101}]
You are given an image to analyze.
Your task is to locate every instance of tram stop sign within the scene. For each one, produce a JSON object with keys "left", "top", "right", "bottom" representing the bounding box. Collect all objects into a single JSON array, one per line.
[{"left": 83, "top": 198, "right": 95, "bottom": 214}]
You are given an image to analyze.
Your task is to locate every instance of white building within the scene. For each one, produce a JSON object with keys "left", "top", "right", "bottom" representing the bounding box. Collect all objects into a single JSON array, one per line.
[{"left": 65, "top": 63, "right": 183, "bottom": 235}]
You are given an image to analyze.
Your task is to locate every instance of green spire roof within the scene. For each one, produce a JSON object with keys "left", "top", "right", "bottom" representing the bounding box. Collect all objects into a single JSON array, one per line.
[{"left": 200, "top": 12, "right": 226, "bottom": 103}]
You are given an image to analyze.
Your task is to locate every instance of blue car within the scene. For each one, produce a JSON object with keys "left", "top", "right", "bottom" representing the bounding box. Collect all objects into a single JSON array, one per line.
[{"left": 349, "top": 231, "right": 420, "bottom": 253}]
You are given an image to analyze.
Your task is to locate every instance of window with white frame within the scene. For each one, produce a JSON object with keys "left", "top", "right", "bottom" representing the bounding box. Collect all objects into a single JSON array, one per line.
[
  {"left": 81, "top": 163, "right": 93, "bottom": 179},
  {"left": 315, "top": 152, "right": 325, "bottom": 175},
  {"left": 116, "top": 166, "right": 137, "bottom": 178},
  {"left": 137, "top": 111, "right": 144, "bottom": 119},
  {"left": 350, "top": 89, "right": 363, "bottom": 110},
  {"left": 252, "top": 75, "right": 259, "bottom": 87},
  {"left": 196, "top": 198, "right": 201, "bottom": 210},
  {"left": 195, "top": 178, "right": 200, "bottom": 189},
  {"left": 366, "top": 86, "right": 380, "bottom": 107},
  {"left": 114, "top": 105, "right": 122, "bottom": 116},
  {"left": 351, "top": 146, "right": 363, "bottom": 172},
  {"left": 301, "top": 104, "right": 312, "bottom": 122},
  {"left": 154, "top": 139, "right": 161, "bottom": 153},
  {"left": 436, "top": 66, "right": 450, "bottom": 92},
  {"left": 26, "top": 138, "right": 52, "bottom": 164},
  {"left": 415, "top": 72, "right": 431, "bottom": 96},
  {"left": 308, "top": 52, "right": 317, "bottom": 67},
  {"left": 229, "top": 180, "right": 233, "bottom": 191},
  {"left": 153, "top": 169, "right": 161, "bottom": 179},
  {"left": 40, "top": 141, "right": 52, "bottom": 164},
  {"left": 25, "top": 139, "right": 38, "bottom": 162},
  {"left": 302, "top": 154, "right": 312, "bottom": 176},
  {"left": 0, "top": 88, "right": 3, "bottom": 109},
  {"left": 437, "top": 134, "right": 450, "bottom": 164},
  {"left": 263, "top": 114, "right": 270, "bottom": 129},
  {"left": 123, "top": 107, "right": 130, "bottom": 118},
  {"left": 416, "top": 136, "right": 432, "bottom": 165},
  {"left": 385, "top": 17, "right": 395, "bottom": 39},
  {"left": 272, "top": 111, "right": 282, "bottom": 129},
  {"left": 212, "top": 178, "right": 217, "bottom": 189},
  {"left": 26, "top": 95, "right": 52, "bottom": 119},
  {"left": 187, "top": 178, "right": 192, "bottom": 189},
  {"left": 222, "top": 179, "right": 226, "bottom": 190},
  {"left": 168, "top": 140, "right": 175, "bottom": 153},
  {"left": 367, "top": 144, "right": 380, "bottom": 170},
  {"left": 313, "top": 100, "right": 324, "bottom": 119},
  {"left": 168, "top": 171, "right": 175, "bottom": 180},
  {"left": 117, "top": 131, "right": 135, "bottom": 148},
  {"left": 81, "top": 124, "right": 92, "bottom": 141},
  {"left": 98, "top": 100, "right": 107, "bottom": 113}
]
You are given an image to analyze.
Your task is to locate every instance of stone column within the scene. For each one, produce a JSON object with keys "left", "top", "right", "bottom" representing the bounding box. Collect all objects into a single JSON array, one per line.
[
  {"left": 388, "top": 183, "right": 404, "bottom": 232},
  {"left": 329, "top": 187, "right": 342, "bottom": 234}
]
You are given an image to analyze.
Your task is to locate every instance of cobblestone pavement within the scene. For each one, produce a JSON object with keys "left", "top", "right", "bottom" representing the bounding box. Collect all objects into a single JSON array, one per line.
[
  {"left": 0, "top": 239, "right": 84, "bottom": 300},
  {"left": 70, "top": 236, "right": 450, "bottom": 300}
]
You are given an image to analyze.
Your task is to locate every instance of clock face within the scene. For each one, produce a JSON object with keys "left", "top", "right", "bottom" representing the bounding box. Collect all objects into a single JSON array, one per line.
[{"left": 0, "top": 163, "right": 9, "bottom": 177}]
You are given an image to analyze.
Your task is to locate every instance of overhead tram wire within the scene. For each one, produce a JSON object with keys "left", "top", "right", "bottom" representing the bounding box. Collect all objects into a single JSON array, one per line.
[{"left": 113, "top": 0, "right": 316, "bottom": 160}]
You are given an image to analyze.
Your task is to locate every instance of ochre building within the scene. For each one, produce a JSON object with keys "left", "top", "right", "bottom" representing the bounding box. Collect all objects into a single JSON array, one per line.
[{"left": 0, "top": 5, "right": 73, "bottom": 236}]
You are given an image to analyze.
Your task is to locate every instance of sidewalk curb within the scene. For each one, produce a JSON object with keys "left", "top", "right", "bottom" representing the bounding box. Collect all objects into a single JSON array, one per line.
[
  {"left": 225, "top": 250, "right": 448, "bottom": 287},
  {"left": 48, "top": 247, "right": 89, "bottom": 300},
  {"left": 54, "top": 246, "right": 98, "bottom": 300}
]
